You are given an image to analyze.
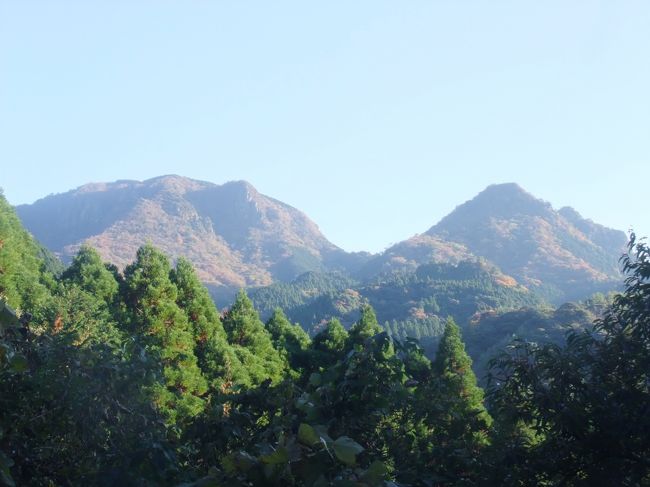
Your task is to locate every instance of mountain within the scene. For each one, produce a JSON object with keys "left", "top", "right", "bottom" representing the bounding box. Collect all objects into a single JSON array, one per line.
[
  {"left": 363, "top": 183, "right": 626, "bottom": 303},
  {"left": 357, "top": 234, "right": 474, "bottom": 278},
  {"left": 15, "top": 175, "right": 369, "bottom": 302},
  {"left": 253, "top": 259, "right": 538, "bottom": 328},
  {"left": 16, "top": 179, "right": 626, "bottom": 306}
]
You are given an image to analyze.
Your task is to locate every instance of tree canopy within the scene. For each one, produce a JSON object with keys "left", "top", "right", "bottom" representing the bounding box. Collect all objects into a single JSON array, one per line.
[{"left": 1, "top": 192, "right": 648, "bottom": 486}]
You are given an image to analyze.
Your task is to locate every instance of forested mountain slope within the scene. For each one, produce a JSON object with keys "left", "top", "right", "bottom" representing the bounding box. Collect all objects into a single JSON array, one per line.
[
  {"left": 16, "top": 179, "right": 625, "bottom": 306},
  {"left": 363, "top": 183, "right": 626, "bottom": 303},
  {"left": 2, "top": 188, "right": 649, "bottom": 485},
  {"left": 426, "top": 183, "right": 626, "bottom": 301},
  {"left": 15, "top": 175, "right": 369, "bottom": 302}
]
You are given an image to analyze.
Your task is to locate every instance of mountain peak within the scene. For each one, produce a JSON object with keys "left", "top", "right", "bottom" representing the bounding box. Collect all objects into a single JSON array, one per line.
[
  {"left": 429, "top": 183, "right": 551, "bottom": 236},
  {"left": 473, "top": 183, "right": 549, "bottom": 210},
  {"left": 223, "top": 179, "right": 256, "bottom": 189},
  {"left": 220, "top": 180, "right": 260, "bottom": 199},
  {"left": 417, "top": 183, "right": 625, "bottom": 302},
  {"left": 15, "top": 175, "right": 359, "bottom": 302},
  {"left": 143, "top": 175, "right": 213, "bottom": 194},
  {"left": 483, "top": 182, "right": 527, "bottom": 194}
]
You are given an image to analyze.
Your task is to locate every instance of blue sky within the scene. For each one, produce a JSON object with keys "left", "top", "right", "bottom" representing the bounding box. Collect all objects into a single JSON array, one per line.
[{"left": 1, "top": 1, "right": 648, "bottom": 252}]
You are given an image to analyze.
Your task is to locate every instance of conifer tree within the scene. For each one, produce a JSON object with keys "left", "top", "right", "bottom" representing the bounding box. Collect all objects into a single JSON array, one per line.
[
  {"left": 312, "top": 327, "right": 408, "bottom": 472},
  {"left": 423, "top": 318, "right": 492, "bottom": 482},
  {"left": 61, "top": 245, "right": 118, "bottom": 304},
  {"left": 311, "top": 318, "right": 348, "bottom": 366},
  {"left": 221, "top": 290, "right": 285, "bottom": 385},
  {"left": 170, "top": 257, "right": 247, "bottom": 389},
  {"left": 434, "top": 320, "right": 489, "bottom": 408},
  {"left": 0, "top": 192, "right": 53, "bottom": 315},
  {"left": 123, "top": 244, "right": 207, "bottom": 425},
  {"left": 265, "top": 308, "right": 310, "bottom": 372},
  {"left": 56, "top": 246, "right": 122, "bottom": 346},
  {"left": 347, "top": 304, "right": 382, "bottom": 348}
]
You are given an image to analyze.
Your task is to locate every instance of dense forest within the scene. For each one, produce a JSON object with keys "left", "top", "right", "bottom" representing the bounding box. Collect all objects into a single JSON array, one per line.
[
  {"left": 249, "top": 262, "right": 611, "bottom": 379},
  {"left": 1, "top": 191, "right": 649, "bottom": 486}
]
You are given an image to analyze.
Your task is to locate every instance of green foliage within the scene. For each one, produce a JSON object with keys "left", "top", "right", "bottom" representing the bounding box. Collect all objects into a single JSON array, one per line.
[
  {"left": 378, "top": 319, "right": 495, "bottom": 485},
  {"left": 487, "top": 234, "right": 650, "bottom": 485},
  {"left": 251, "top": 260, "right": 545, "bottom": 367},
  {"left": 54, "top": 245, "right": 124, "bottom": 348},
  {"left": 186, "top": 303, "right": 431, "bottom": 486},
  {"left": 0, "top": 192, "right": 54, "bottom": 316},
  {"left": 463, "top": 294, "right": 614, "bottom": 381},
  {"left": 3, "top": 195, "right": 646, "bottom": 487},
  {"left": 0, "top": 252, "right": 170, "bottom": 486},
  {"left": 62, "top": 245, "right": 119, "bottom": 303},
  {"left": 364, "top": 261, "right": 543, "bottom": 325},
  {"left": 2, "top": 326, "right": 172, "bottom": 485},
  {"left": 171, "top": 257, "right": 248, "bottom": 390},
  {"left": 250, "top": 271, "right": 357, "bottom": 321},
  {"left": 36, "top": 242, "right": 65, "bottom": 277},
  {"left": 222, "top": 290, "right": 286, "bottom": 386},
  {"left": 311, "top": 318, "right": 348, "bottom": 367},
  {"left": 188, "top": 404, "right": 390, "bottom": 486},
  {"left": 265, "top": 308, "right": 311, "bottom": 374},
  {"left": 124, "top": 244, "right": 207, "bottom": 425},
  {"left": 347, "top": 305, "right": 383, "bottom": 349},
  {"left": 431, "top": 320, "right": 492, "bottom": 447}
]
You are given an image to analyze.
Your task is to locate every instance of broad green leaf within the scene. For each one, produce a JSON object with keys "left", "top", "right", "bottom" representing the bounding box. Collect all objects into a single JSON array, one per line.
[
  {"left": 332, "top": 436, "right": 364, "bottom": 466},
  {"left": 221, "top": 451, "right": 256, "bottom": 473},
  {"left": 9, "top": 355, "right": 28, "bottom": 373},
  {"left": 260, "top": 446, "right": 289, "bottom": 465},
  {"left": 298, "top": 423, "right": 319, "bottom": 446}
]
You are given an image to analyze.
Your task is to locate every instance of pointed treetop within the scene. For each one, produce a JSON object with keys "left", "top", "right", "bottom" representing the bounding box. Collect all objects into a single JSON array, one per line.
[
  {"left": 62, "top": 245, "right": 118, "bottom": 302},
  {"left": 433, "top": 318, "right": 472, "bottom": 374},
  {"left": 433, "top": 317, "right": 492, "bottom": 436},
  {"left": 313, "top": 318, "right": 348, "bottom": 354},
  {"left": 123, "top": 244, "right": 208, "bottom": 425},
  {"left": 266, "top": 308, "right": 310, "bottom": 351},
  {"left": 348, "top": 305, "right": 382, "bottom": 347},
  {"left": 265, "top": 308, "right": 310, "bottom": 372},
  {"left": 222, "top": 290, "right": 286, "bottom": 385}
]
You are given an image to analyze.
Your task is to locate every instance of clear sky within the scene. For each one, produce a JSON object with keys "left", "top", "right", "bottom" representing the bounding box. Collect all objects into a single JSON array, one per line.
[{"left": 1, "top": 1, "right": 648, "bottom": 253}]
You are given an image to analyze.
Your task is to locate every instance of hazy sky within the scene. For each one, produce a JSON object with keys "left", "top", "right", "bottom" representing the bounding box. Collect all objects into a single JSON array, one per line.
[{"left": 1, "top": 1, "right": 648, "bottom": 252}]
